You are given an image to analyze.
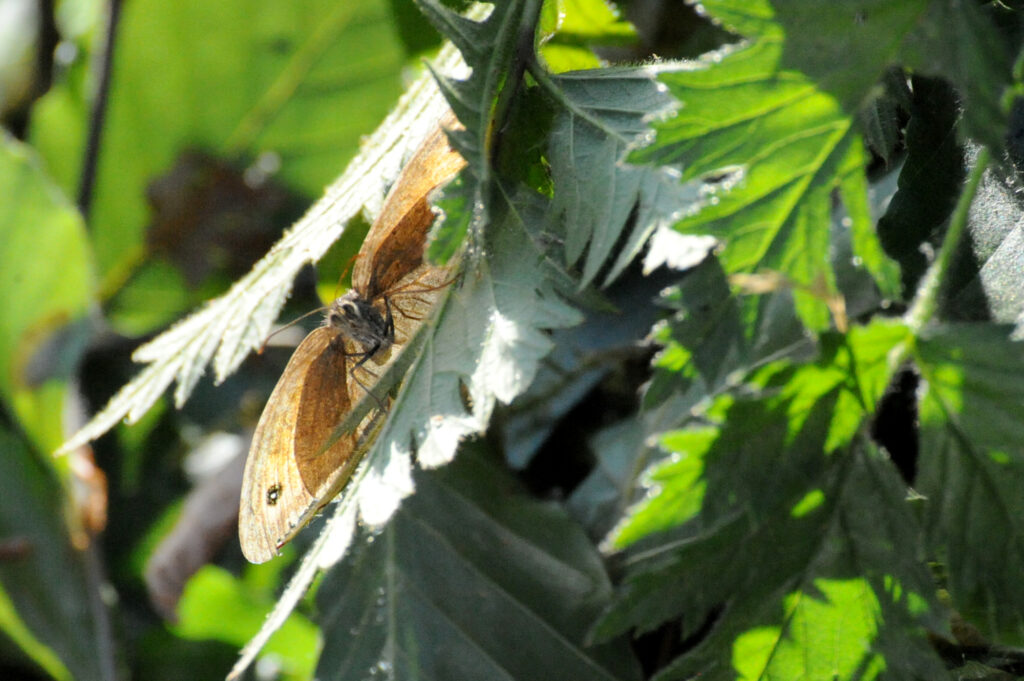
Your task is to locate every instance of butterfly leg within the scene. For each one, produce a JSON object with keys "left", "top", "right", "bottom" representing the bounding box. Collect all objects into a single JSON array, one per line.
[{"left": 348, "top": 341, "right": 389, "bottom": 413}]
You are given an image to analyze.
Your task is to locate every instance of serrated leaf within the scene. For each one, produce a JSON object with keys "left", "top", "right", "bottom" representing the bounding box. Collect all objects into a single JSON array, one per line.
[
  {"left": 915, "top": 324, "right": 1024, "bottom": 640},
  {"left": 543, "top": 65, "right": 699, "bottom": 287},
  {"left": 600, "top": 321, "right": 915, "bottom": 631},
  {"left": 347, "top": 183, "right": 583, "bottom": 532},
  {"left": 418, "top": 0, "right": 538, "bottom": 264},
  {"left": 634, "top": 0, "right": 924, "bottom": 326},
  {"left": 644, "top": 258, "right": 750, "bottom": 407},
  {"left": 635, "top": 39, "right": 889, "bottom": 329},
  {"left": 315, "top": 445, "right": 642, "bottom": 681},
  {"left": 58, "top": 46, "right": 466, "bottom": 455},
  {"left": 600, "top": 441, "right": 946, "bottom": 681},
  {"left": 229, "top": 164, "right": 583, "bottom": 680}
]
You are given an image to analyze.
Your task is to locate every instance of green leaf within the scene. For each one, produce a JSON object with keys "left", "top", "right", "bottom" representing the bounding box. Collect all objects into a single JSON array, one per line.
[
  {"left": 105, "top": 259, "right": 190, "bottom": 337},
  {"left": 538, "top": 0, "right": 636, "bottom": 72},
  {"left": 173, "top": 565, "right": 319, "bottom": 680},
  {"left": 915, "top": 324, "right": 1024, "bottom": 640},
  {"left": 27, "top": 57, "right": 91, "bottom": 200},
  {"left": 621, "top": 320, "right": 910, "bottom": 546},
  {"left": 732, "top": 579, "right": 887, "bottom": 680},
  {"left": 634, "top": 2, "right": 910, "bottom": 327},
  {"left": 315, "top": 444, "right": 641, "bottom": 681},
  {"left": 0, "top": 427, "right": 111, "bottom": 681},
  {"left": 643, "top": 257, "right": 807, "bottom": 409},
  {"left": 600, "top": 441, "right": 946, "bottom": 681},
  {"left": 0, "top": 135, "right": 94, "bottom": 454},
  {"left": 419, "top": 0, "right": 539, "bottom": 264},
  {"left": 597, "top": 320, "right": 938, "bottom": 676}
]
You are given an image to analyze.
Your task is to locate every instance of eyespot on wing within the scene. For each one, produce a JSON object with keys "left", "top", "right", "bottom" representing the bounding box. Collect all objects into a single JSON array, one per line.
[{"left": 239, "top": 327, "right": 343, "bottom": 563}]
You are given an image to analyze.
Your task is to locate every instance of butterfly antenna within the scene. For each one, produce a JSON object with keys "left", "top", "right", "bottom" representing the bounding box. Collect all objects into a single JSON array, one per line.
[
  {"left": 258, "top": 305, "right": 327, "bottom": 354},
  {"left": 331, "top": 252, "right": 363, "bottom": 299}
]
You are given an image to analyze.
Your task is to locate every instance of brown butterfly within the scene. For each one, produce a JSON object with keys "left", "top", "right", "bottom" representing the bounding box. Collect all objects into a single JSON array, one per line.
[{"left": 239, "top": 113, "right": 466, "bottom": 563}]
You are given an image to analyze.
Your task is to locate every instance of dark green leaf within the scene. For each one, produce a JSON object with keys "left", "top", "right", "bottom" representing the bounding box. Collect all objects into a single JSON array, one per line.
[
  {"left": 618, "top": 321, "right": 912, "bottom": 547},
  {"left": 600, "top": 437, "right": 946, "bottom": 680},
  {"left": 543, "top": 66, "right": 695, "bottom": 287},
  {"left": 597, "top": 321, "right": 935, "bottom": 674},
  {"left": 643, "top": 257, "right": 809, "bottom": 410},
  {"left": 766, "top": 0, "right": 928, "bottom": 113},
  {"left": 766, "top": 0, "right": 1012, "bottom": 154},
  {"left": 898, "top": 1, "right": 1014, "bottom": 154},
  {"left": 419, "top": 0, "right": 539, "bottom": 264},
  {"left": 315, "top": 445, "right": 641, "bottom": 681},
  {"left": 0, "top": 428, "right": 111, "bottom": 681},
  {"left": 915, "top": 324, "right": 1024, "bottom": 640}
]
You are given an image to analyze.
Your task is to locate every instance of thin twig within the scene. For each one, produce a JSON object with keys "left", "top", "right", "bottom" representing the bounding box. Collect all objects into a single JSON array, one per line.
[{"left": 76, "top": 0, "right": 123, "bottom": 218}]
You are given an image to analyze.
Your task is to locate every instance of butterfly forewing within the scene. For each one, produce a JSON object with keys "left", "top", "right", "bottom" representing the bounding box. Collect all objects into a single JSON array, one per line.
[{"left": 353, "top": 113, "right": 466, "bottom": 300}]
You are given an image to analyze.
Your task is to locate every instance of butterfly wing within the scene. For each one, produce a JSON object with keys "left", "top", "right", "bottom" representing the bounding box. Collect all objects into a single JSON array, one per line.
[
  {"left": 239, "top": 327, "right": 356, "bottom": 563},
  {"left": 354, "top": 112, "right": 467, "bottom": 300}
]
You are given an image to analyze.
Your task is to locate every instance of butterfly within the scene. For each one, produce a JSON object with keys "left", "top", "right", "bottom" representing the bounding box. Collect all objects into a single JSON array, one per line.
[{"left": 239, "top": 113, "right": 466, "bottom": 563}]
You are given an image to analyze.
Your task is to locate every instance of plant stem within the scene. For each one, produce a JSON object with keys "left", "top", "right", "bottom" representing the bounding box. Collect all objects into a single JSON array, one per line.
[
  {"left": 77, "top": 0, "right": 123, "bottom": 220},
  {"left": 905, "top": 146, "right": 990, "bottom": 331}
]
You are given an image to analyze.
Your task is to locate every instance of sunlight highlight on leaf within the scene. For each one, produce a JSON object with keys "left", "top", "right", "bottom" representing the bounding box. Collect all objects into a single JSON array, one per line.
[
  {"left": 634, "top": 36, "right": 892, "bottom": 329},
  {"left": 733, "top": 579, "right": 885, "bottom": 681},
  {"left": 789, "top": 488, "right": 824, "bottom": 518}
]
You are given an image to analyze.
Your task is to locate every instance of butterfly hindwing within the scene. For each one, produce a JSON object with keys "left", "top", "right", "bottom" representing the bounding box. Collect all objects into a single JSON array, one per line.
[{"left": 239, "top": 328, "right": 344, "bottom": 563}]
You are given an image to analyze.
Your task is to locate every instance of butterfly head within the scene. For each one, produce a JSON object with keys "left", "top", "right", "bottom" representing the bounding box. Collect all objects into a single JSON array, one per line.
[{"left": 326, "top": 291, "right": 394, "bottom": 358}]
